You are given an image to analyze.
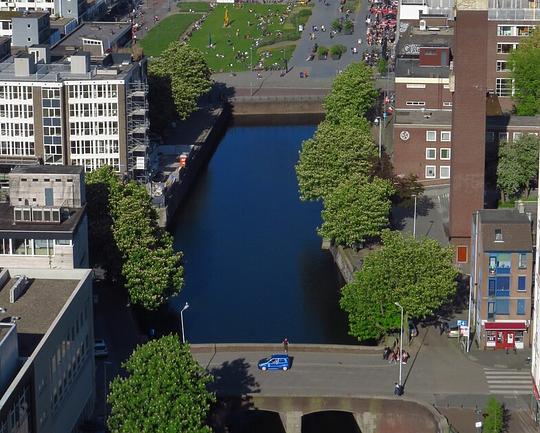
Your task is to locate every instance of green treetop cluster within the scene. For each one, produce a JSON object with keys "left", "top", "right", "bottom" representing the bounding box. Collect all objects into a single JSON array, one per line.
[
  {"left": 86, "top": 166, "right": 184, "bottom": 310},
  {"left": 107, "top": 335, "right": 215, "bottom": 433}
]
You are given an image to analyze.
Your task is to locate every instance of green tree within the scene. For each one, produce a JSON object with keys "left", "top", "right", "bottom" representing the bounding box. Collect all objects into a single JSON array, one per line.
[
  {"left": 483, "top": 397, "right": 504, "bottom": 433},
  {"left": 324, "top": 62, "right": 378, "bottom": 123},
  {"left": 318, "top": 175, "right": 394, "bottom": 246},
  {"left": 295, "top": 117, "right": 378, "bottom": 201},
  {"left": 508, "top": 29, "right": 540, "bottom": 115},
  {"left": 108, "top": 335, "right": 215, "bottom": 433},
  {"left": 497, "top": 134, "right": 540, "bottom": 200},
  {"left": 340, "top": 230, "right": 457, "bottom": 341},
  {"left": 148, "top": 42, "right": 211, "bottom": 127}
]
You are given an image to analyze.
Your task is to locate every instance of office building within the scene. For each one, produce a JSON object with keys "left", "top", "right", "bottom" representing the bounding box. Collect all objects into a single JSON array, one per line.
[{"left": 0, "top": 267, "right": 95, "bottom": 432}]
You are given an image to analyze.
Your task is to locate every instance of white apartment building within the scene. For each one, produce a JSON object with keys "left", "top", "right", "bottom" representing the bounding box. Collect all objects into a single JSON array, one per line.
[
  {"left": 0, "top": 48, "right": 148, "bottom": 181},
  {"left": 532, "top": 162, "right": 540, "bottom": 423}
]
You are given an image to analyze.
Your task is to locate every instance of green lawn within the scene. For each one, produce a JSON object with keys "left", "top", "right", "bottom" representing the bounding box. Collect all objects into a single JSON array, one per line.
[
  {"left": 177, "top": 1, "right": 211, "bottom": 12},
  {"left": 188, "top": 4, "right": 311, "bottom": 72},
  {"left": 259, "top": 44, "right": 295, "bottom": 69},
  {"left": 140, "top": 13, "right": 199, "bottom": 57}
]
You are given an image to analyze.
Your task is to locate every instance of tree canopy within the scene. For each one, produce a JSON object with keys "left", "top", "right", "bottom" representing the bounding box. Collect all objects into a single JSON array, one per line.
[
  {"left": 496, "top": 134, "right": 539, "bottom": 200},
  {"left": 295, "top": 117, "right": 378, "bottom": 201},
  {"left": 86, "top": 166, "right": 184, "bottom": 310},
  {"left": 323, "top": 62, "right": 378, "bottom": 123},
  {"left": 340, "top": 230, "right": 457, "bottom": 341},
  {"left": 318, "top": 175, "right": 394, "bottom": 246},
  {"left": 508, "top": 29, "right": 540, "bottom": 115},
  {"left": 108, "top": 335, "right": 215, "bottom": 433},
  {"left": 148, "top": 42, "right": 212, "bottom": 129}
]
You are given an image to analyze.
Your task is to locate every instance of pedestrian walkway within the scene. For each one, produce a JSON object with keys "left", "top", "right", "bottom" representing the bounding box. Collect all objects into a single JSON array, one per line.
[{"left": 484, "top": 367, "right": 532, "bottom": 395}]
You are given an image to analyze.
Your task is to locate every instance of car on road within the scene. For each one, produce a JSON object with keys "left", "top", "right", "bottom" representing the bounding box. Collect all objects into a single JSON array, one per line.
[
  {"left": 257, "top": 354, "right": 290, "bottom": 371},
  {"left": 94, "top": 339, "right": 109, "bottom": 357},
  {"left": 442, "top": 320, "right": 460, "bottom": 338}
]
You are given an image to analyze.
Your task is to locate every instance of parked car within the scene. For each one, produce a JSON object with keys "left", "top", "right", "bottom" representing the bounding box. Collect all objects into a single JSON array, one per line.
[
  {"left": 94, "top": 339, "right": 109, "bottom": 357},
  {"left": 443, "top": 320, "right": 460, "bottom": 338},
  {"left": 257, "top": 354, "right": 290, "bottom": 371}
]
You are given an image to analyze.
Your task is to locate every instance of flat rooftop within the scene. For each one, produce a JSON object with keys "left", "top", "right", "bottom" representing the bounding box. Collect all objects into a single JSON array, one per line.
[
  {"left": 0, "top": 277, "right": 79, "bottom": 356},
  {"left": 0, "top": 11, "right": 48, "bottom": 20},
  {"left": 487, "top": 115, "right": 540, "bottom": 128},
  {"left": 12, "top": 165, "right": 83, "bottom": 175},
  {"left": 395, "top": 58, "right": 450, "bottom": 78},
  {"left": 0, "top": 203, "right": 85, "bottom": 236},
  {"left": 58, "top": 21, "right": 131, "bottom": 47},
  {"left": 394, "top": 109, "right": 452, "bottom": 126}
]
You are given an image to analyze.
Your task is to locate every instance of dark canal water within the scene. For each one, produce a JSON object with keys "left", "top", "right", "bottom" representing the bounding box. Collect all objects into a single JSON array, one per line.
[{"left": 170, "top": 125, "right": 356, "bottom": 344}]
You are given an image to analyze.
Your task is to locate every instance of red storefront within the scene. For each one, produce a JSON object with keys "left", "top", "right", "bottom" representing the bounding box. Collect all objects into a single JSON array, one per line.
[{"left": 484, "top": 322, "right": 528, "bottom": 350}]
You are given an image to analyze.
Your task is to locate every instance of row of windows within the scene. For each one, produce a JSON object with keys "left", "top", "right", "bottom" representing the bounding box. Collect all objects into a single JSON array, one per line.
[
  {"left": 426, "top": 130, "right": 451, "bottom": 142},
  {"left": 497, "top": 42, "right": 519, "bottom": 54},
  {"left": 0, "top": 238, "right": 71, "bottom": 256},
  {"left": 68, "top": 84, "right": 118, "bottom": 100},
  {"left": 0, "top": 141, "right": 35, "bottom": 156},
  {"left": 69, "top": 121, "right": 118, "bottom": 137},
  {"left": 426, "top": 148, "right": 451, "bottom": 160},
  {"left": 487, "top": 276, "right": 527, "bottom": 298},
  {"left": 0, "top": 85, "right": 32, "bottom": 100},
  {"left": 0, "top": 122, "right": 34, "bottom": 137},
  {"left": 70, "top": 139, "right": 119, "bottom": 155},
  {"left": 0, "top": 386, "right": 30, "bottom": 433},
  {"left": 69, "top": 102, "right": 118, "bottom": 118},
  {"left": 72, "top": 157, "right": 120, "bottom": 172},
  {"left": 487, "top": 299, "right": 527, "bottom": 316},
  {"left": 486, "top": 131, "right": 538, "bottom": 143},
  {"left": 425, "top": 165, "right": 450, "bottom": 179},
  {"left": 0, "top": 104, "right": 33, "bottom": 119},
  {"left": 42, "top": 88, "right": 60, "bottom": 99},
  {"left": 405, "top": 101, "right": 452, "bottom": 108},
  {"left": 497, "top": 24, "right": 535, "bottom": 37}
]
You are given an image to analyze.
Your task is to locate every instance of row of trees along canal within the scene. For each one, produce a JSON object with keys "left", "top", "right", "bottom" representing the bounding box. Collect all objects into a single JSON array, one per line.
[{"left": 295, "top": 61, "right": 458, "bottom": 342}]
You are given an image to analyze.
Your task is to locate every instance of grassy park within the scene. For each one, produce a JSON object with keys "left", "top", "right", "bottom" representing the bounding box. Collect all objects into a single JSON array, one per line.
[
  {"left": 177, "top": 1, "right": 211, "bottom": 12},
  {"left": 188, "top": 3, "right": 312, "bottom": 72},
  {"left": 140, "top": 13, "right": 199, "bottom": 57}
]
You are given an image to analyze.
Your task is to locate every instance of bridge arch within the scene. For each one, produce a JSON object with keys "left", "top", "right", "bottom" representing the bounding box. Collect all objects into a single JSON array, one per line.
[{"left": 302, "top": 410, "right": 361, "bottom": 433}]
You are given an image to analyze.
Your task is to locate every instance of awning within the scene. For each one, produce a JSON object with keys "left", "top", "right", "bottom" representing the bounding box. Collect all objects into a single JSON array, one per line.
[{"left": 484, "top": 322, "right": 527, "bottom": 331}]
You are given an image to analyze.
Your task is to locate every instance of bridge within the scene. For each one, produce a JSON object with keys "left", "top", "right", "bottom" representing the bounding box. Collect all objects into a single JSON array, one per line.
[{"left": 190, "top": 328, "right": 533, "bottom": 432}]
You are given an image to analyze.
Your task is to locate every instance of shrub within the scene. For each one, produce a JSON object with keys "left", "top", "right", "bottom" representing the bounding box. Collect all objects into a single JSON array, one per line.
[
  {"left": 483, "top": 397, "right": 504, "bottom": 433},
  {"left": 377, "top": 58, "right": 388, "bottom": 75},
  {"left": 330, "top": 44, "right": 346, "bottom": 58},
  {"left": 343, "top": 19, "right": 354, "bottom": 34},
  {"left": 331, "top": 19, "right": 342, "bottom": 32},
  {"left": 317, "top": 46, "right": 329, "bottom": 58}
]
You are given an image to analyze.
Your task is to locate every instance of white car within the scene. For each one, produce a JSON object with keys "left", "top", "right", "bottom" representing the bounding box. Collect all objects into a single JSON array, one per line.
[{"left": 94, "top": 339, "right": 109, "bottom": 357}]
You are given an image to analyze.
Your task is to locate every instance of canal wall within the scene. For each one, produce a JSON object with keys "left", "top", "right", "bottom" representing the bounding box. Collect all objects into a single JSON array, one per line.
[
  {"left": 157, "top": 105, "right": 230, "bottom": 227},
  {"left": 230, "top": 95, "right": 325, "bottom": 123}
]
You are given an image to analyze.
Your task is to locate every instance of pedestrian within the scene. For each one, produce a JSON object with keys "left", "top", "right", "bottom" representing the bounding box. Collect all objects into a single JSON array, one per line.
[
  {"left": 283, "top": 337, "right": 289, "bottom": 353},
  {"left": 383, "top": 346, "right": 390, "bottom": 360}
]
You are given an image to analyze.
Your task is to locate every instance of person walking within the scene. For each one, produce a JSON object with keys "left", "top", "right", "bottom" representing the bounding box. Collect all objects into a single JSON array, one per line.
[{"left": 283, "top": 338, "right": 289, "bottom": 353}]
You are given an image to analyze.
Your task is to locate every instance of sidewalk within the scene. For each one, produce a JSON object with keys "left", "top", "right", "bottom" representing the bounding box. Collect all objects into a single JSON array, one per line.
[{"left": 440, "top": 408, "right": 538, "bottom": 433}]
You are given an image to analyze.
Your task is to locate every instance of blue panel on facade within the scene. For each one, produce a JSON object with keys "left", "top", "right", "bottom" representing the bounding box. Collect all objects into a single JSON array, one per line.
[
  {"left": 518, "top": 276, "right": 526, "bottom": 291},
  {"left": 517, "top": 299, "right": 526, "bottom": 315},
  {"left": 488, "top": 278, "right": 496, "bottom": 296},
  {"left": 495, "top": 299, "right": 509, "bottom": 315},
  {"left": 495, "top": 276, "right": 510, "bottom": 297}
]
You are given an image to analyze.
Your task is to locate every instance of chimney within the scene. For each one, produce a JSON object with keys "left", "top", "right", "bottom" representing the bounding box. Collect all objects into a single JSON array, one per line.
[
  {"left": 70, "top": 52, "right": 90, "bottom": 74},
  {"left": 14, "top": 55, "right": 36, "bottom": 76}
]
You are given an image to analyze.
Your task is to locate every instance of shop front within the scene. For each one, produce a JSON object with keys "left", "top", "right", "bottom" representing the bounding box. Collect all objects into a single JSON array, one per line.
[{"left": 484, "top": 322, "right": 528, "bottom": 350}]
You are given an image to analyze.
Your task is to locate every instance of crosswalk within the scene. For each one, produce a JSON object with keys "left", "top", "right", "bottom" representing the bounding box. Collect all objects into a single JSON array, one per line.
[{"left": 484, "top": 368, "right": 532, "bottom": 395}]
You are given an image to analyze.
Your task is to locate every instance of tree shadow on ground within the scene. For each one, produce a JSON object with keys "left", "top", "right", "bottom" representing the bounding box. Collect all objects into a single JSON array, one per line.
[
  {"left": 391, "top": 195, "right": 434, "bottom": 231},
  {"left": 208, "top": 358, "right": 260, "bottom": 433}
]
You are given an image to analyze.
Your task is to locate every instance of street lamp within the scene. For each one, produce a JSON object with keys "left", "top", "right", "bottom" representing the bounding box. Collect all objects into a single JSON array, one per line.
[
  {"left": 412, "top": 194, "right": 417, "bottom": 239},
  {"left": 250, "top": 46, "right": 254, "bottom": 96},
  {"left": 375, "top": 117, "right": 382, "bottom": 157},
  {"left": 180, "top": 302, "right": 189, "bottom": 343},
  {"left": 395, "top": 302, "right": 404, "bottom": 394}
]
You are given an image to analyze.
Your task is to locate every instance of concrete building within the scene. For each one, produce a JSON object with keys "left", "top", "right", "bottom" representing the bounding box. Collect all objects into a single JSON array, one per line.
[
  {"left": 0, "top": 165, "right": 89, "bottom": 269},
  {"left": 11, "top": 12, "right": 52, "bottom": 48},
  {"left": 531, "top": 157, "right": 540, "bottom": 423},
  {"left": 0, "top": 48, "right": 148, "bottom": 181},
  {"left": 470, "top": 208, "right": 533, "bottom": 350},
  {"left": 0, "top": 267, "right": 94, "bottom": 433}
]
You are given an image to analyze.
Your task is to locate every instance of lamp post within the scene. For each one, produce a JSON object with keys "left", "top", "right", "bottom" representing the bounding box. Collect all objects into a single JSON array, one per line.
[
  {"left": 412, "top": 194, "right": 417, "bottom": 238},
  {"left": 180, "top": 302, "right": 189, "bottom": 343},
  {"left": 103, "top": 361, "right": 112, "bottom": 419},
  {"left": 250, "top": 46, "right": 253, "bottom": 96},
  {"left": 375, "top": 117, "right": 382, "bottom": 157},
  {"left": 395, "top": 302, "right": 404, "bottom": 393}
]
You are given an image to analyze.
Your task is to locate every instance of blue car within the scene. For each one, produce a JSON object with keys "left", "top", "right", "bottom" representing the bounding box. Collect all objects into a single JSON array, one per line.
[{"left": 257, "top": 354, "right": 290, "bottom": 371}]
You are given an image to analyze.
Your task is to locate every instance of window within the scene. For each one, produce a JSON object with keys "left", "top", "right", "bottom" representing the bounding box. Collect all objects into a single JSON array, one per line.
[
  {"left": 440, "top": 148, "right": 451, "bottom": 160},
  {"left": 495, "top": 299, "right": 510, "bottom": 315},
  {"left": 406, "top": 101, "right": 426, "bottom": 106},
  {"left": 497, "top": 25, "right": 513, "bottom": 36},
  {"left": 488, "top": 278, "right": 496, "bottom": 296},
  {"left": 439, "top": 166, "right": 450, "bottom": 179},
  {"left": 406, "top": 84, "right": 426, "bottom": 89},
  {"left": 518, "top": 276, "right": 526, "bottom": 291},
  {"left": 425, "top": 165, "right": 436, "bottom": 178},
  {"left": 457, "top": 246, "right": 468, "bottom": 263},
  {"left": 495, "top": 276, "right": 510, "bottom": 296},
  {"left": 488, "top": 301, "right": 495, "bottom": 319},
  {"left": 426, "top": 131, "right": 437, "bottom": 141},
  {"left": 486, "top": 131, "right": 495, "bottom": 143},
  {"left": 518, "top": 253, "right": 527, "bottom": 269},
  {"left": 497, "top": 42, "right": 518, "bottom": 54},
  {"left": 496, "top": 78, "right": 514, "bottom": 96},
  {"left": 495, "top": 228, "right": 503, "bottom": 242},
  {"left": 496, "top": 60, "right": 509, "bottom": 72},
  {"left": 498, "top": 132, "right": 509, "bottom": 142},
  {"left": 425, "top": 148, "right": 437, "bottom": 160},
  {"left": 513, "top": 132, "right": 523, "bottom": 141},
  {"left": 440, "top": 131, "right": 451, "bottom": 141},
  {"left": 516, "top": 25, "right": 534, "bottom": 36},
  {"left": 443, "top": 101, "right": 452, "bottom": 107},
  {"left": 489, "top": 256, "right": 497, "bottom": 275},
  {"left": 517, "top": 299, "right": 526, "bottom": 315}
]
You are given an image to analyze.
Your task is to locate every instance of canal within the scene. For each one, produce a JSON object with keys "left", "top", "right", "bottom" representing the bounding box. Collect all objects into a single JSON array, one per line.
[{"left": 170, "top": 125, "right": 356, "bottom": 344}]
